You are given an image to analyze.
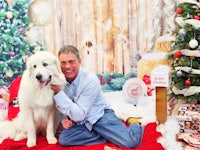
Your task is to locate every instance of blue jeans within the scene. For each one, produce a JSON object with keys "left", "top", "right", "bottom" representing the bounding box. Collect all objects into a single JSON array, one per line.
[{"left": 58, "top": 109, "right": 145, "bottom": 148}]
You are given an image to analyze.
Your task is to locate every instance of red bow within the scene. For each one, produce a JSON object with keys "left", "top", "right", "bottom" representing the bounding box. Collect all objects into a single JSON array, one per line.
[{"left": 143, "top": 75, "right": 151, "bottom": 85}]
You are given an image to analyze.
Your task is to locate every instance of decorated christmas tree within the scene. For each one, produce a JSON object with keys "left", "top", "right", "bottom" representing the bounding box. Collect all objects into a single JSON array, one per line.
[
  {"left": 169, "top": 0, "right": 200, "bottom": 103},
  {"left": 0, "top": 0, "right": 45, "bottom": 86}
]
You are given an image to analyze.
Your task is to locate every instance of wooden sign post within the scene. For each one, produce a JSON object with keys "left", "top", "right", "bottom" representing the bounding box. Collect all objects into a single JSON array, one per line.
[
  {"left": 155, "top": 87, "right": 167, "bottom": 124},
  {"left": 151, "top": 65, "right": 171, "bottom": 124}
]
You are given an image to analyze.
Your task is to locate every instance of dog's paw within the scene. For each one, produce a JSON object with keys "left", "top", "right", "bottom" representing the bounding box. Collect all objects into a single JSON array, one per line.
[
  {"left": 27, "top": 138, "right": 36, "bottom": 147},
  {"left": 14, "top": 132, "right": 27, "bottom": 141},
  {"left": 47, "top": 136, "right": 57, "bottom": 144}
]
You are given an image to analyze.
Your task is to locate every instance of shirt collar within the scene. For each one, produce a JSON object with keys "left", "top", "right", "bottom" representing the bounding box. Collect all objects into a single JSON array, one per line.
[{"left": 66, "top": 67, "right": 82, "bottom": 87}]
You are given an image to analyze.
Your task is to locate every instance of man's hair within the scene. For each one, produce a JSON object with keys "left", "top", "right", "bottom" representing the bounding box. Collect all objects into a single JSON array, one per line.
[{"left": 58, "top": 45, "right": 80, "bottom": 59}]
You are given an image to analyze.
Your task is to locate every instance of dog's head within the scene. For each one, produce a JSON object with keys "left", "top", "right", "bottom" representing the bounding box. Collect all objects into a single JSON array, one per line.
[{"left": 26, "top": 51, "right": 65, "bottom": 89}]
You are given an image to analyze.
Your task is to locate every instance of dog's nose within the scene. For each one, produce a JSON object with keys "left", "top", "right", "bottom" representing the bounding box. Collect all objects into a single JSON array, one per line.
[{"left": 36, "top": 74, "right": 42, "bottom": 81}]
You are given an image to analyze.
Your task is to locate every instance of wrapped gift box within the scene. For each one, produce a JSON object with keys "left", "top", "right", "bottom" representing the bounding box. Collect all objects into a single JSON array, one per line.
[
  {"left": 155, "top": 34, "right": 175, "bottom": 52},
  {"left": 137, "top": 52, "right": 171, "bottom": 79},
  {"left": 176, "top": 104, "right": 200, "bottom": 133}
]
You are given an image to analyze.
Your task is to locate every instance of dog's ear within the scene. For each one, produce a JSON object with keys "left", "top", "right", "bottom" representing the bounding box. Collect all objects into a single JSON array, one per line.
[
  {"left": 55, "top": 58, "right": 62, "bottom": 74},
  {"left": 25, "top": 59, "right": 33, "bottom": 77},
  {"left": 51, "top": 57, "right": 66, "bottom": 85}
]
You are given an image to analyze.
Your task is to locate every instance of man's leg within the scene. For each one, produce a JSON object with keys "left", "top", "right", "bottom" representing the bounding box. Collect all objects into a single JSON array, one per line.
[
  {"left": 58, "top": 123, "right": 106, "bottom": 146},
  {"left": 92, "top": 109, "right": 144, "bottom": 148}
]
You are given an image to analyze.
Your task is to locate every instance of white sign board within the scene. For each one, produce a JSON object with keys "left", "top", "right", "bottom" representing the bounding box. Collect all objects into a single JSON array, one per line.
[{"left": 151, "top": 65, "right": 171, "bottom": 87}]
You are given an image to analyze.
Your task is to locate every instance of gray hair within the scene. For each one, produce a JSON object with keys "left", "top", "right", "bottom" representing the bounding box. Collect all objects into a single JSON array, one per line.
[{"left": 58, "top": 45, "right": 80, "bottom": 59}]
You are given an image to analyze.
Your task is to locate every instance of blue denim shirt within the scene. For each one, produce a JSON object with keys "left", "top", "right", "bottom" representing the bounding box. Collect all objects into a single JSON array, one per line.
[{"left": 54, "top": 67, "right": 111, "bottom": 130}]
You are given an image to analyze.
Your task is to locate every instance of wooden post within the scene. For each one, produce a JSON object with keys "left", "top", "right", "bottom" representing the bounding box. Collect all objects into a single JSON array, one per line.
[{"left": 156, "top": 87, "right": 167, "bottom": 124}]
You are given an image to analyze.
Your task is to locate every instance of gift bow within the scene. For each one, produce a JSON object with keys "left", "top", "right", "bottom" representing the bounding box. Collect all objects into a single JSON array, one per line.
[{"left": 143, "top": 74, "right": 151, "bottom": 85}]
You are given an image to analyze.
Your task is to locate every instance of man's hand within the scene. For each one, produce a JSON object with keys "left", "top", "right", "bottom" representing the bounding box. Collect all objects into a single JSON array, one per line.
[
  {"left": 50, "top": 84, "right": 62, "bottom": 94},
  {"left": 62, "top": 118, "right": 73, "bottom": 129}
]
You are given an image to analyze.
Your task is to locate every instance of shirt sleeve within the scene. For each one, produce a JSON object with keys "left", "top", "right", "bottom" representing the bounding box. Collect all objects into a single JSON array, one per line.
[{"left": 54, "top": 79, "right": 99, "bottom": 122}]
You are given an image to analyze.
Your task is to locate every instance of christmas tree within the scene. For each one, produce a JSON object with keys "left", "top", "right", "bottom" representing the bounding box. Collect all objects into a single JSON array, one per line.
[
  {"left": 169, "top": 1, "right": 200, "bottom": 103},
  {"left": 0, "top": 0, "right": 45, "bottom": 86}
]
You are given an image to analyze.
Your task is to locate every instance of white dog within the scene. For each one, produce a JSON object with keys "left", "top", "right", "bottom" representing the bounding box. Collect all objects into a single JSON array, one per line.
[{"left": 0, "top": 51, "right": 66, "bottom": 147}]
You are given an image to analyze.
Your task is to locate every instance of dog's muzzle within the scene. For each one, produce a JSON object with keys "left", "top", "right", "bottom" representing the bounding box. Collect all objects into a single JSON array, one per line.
[{"left": 36, "top": 74, "right": 52, "bottom": 89}]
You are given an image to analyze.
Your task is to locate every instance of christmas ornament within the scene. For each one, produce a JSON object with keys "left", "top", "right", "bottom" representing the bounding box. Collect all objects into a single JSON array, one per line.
[
  {"left": 174, "top": 50, "right": 182, "bottom": 58},
  {"left": 6, "top": 70, "right": 14, "bottom": 78},
  {"left": 10, "top": 51, "right": 15, "bottom": 57},
  {"left": 171, "top": 42, "right": 176, "bottom": 50},
  {"left": 18, "top": 28, "right": 24, "bottom": 35},
  {"left": 194, "top": 15, "right": 200, "bottom": 20},
  {"left": 177, "top": 8, "right": 183, "bottom": 14},
  {"left": 28, "top": 0, "right": 55, "bottom": 26},
  {"left": 185, "top": 79, "right": 191, "bottom": 86},
  {"left": 147, "top": 87, "right": 154, "bottom": 96},
  {"left": 186, "top": 14, "right": 191, "bottom": 19},
  {"left": 7, "top": 0, "right": 14, "bottom": 5},
  {"left": 178, "top": 28, "right": 186, "bottom": 36},
  {"left": 6, "top": 11, "right": 13, "bottom": 19},
  {"left": 189, "top": 39, "right": 198, "bottom": 49},
  {"left": 142, "top": 75, "right": 151, "bottom": 85},
  {"left": 176, "top": 70, "right": 182, "bottom": 77}
]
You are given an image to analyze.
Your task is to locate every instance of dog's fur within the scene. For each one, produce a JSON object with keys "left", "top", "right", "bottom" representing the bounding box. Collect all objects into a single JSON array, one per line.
[{"left": 0, "top": 51, "right": 66, "bottom": 147}]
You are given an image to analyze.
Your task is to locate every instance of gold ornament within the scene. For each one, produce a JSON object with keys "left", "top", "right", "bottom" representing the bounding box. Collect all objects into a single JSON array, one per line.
[
  {"left": 6, "top": 11, "right": 13, "bottom": 19},
  {"left": 6, "top": 70, "right": 14, "bottom": 78},
  {"left": 28, "top": 0, "right": 55, "bottom": 26},
  {"left": 7, "top": 0, "right": 14, "bottom": 5}
]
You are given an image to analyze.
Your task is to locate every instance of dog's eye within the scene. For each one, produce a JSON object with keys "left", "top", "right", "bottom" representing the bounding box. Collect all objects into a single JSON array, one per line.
[
  {"left": 33, "top": 65, "right": 37, "bottom": 68},
  {"left": 43, "top": 62, "right": 48, "bottom": 66}
]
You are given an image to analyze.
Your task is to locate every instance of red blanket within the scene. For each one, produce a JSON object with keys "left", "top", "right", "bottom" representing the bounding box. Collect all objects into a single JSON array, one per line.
[{"left": 0, "top": 122, "right": 164, "bottom": 150}]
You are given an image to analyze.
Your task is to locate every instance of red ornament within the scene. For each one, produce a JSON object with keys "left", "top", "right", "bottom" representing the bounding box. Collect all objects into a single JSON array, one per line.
[
  {"left": 177, "top": 8, "right": 183, "bottom": 14},
  {"left": 18, "top": 28, "right": 24, "bottom": 35},
  {"left": 174, "top": 51, "right": 182, "bottom": 58},
  {"left": 194, "top": 15, "right": 200, "bottom": 20},
  {"left": 143, "top": 74, "right": 151, "bottom": 85},
  {"left": 10, "top": 51, "right": 15, "bottom": 57},
  {"left": 147, "top": 87, "right": 154, "bottom": 96},
  {"left": 185, "top": 79, "right": 191, "bottom": 86}
]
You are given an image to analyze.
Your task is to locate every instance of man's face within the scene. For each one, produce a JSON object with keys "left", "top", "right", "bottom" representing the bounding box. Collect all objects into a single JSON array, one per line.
[{"left": 59, "top": 52, "right": 81, "bottom": 83}]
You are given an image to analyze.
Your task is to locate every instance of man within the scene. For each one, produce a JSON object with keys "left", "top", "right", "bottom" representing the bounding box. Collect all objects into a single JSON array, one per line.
[{"left": 51, "top": 45, "right": 144, "bottom": 148}]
